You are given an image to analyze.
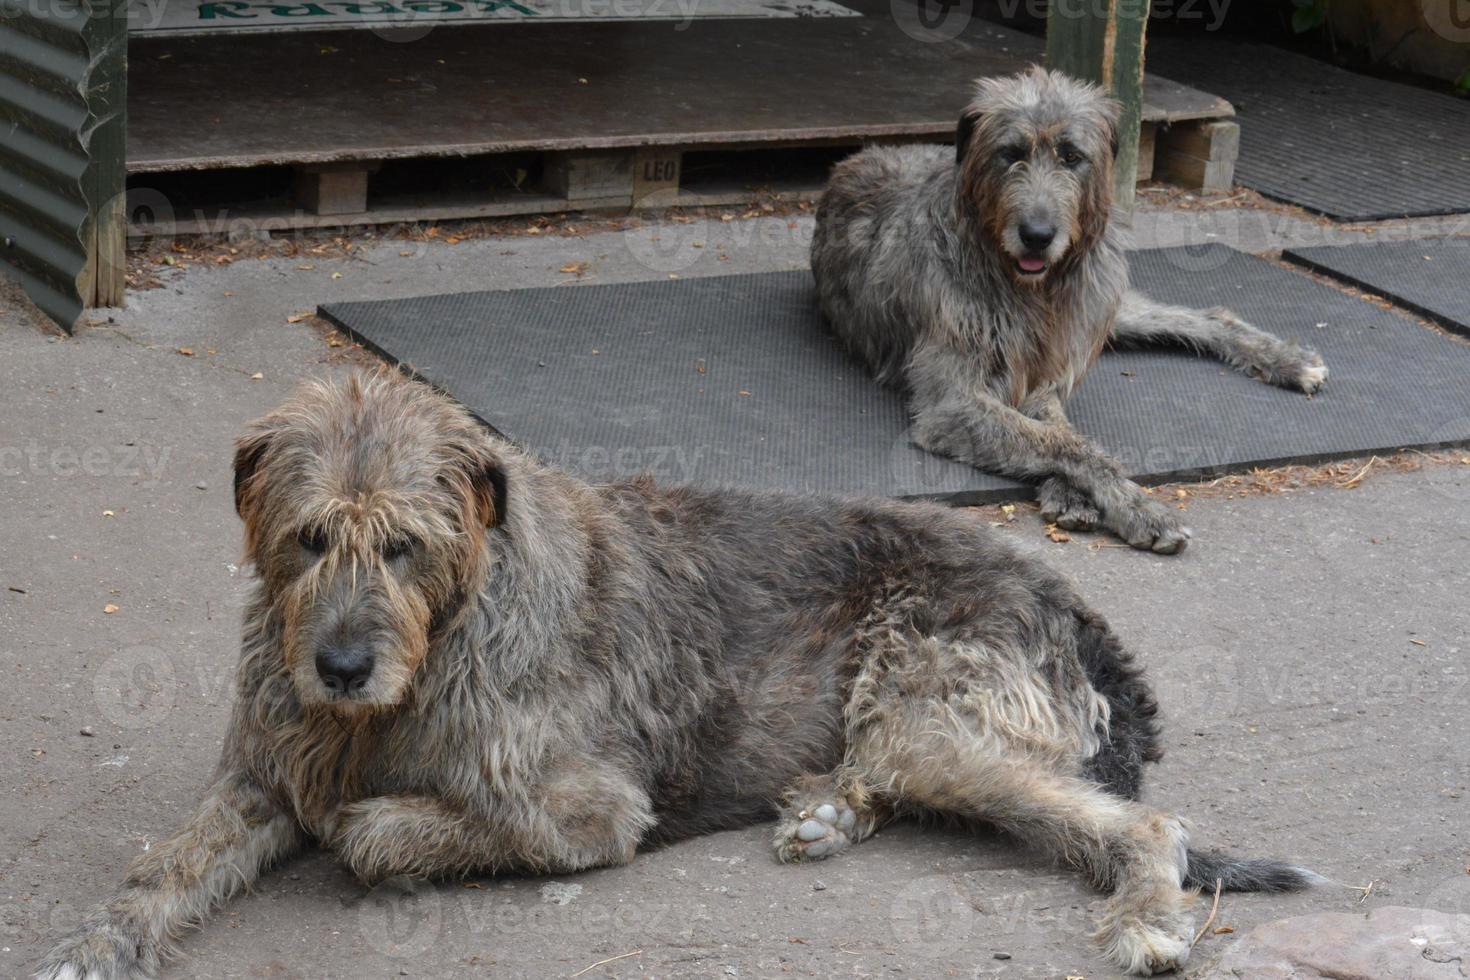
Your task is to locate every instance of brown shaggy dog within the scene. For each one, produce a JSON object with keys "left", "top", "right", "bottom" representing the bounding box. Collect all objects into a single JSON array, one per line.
[{"left": 36, "top": 371, "right": 1313, "bottom": 979}]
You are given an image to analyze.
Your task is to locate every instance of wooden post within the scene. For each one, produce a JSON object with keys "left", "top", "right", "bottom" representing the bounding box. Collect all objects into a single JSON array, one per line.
[
  {"left": 1135, "top": 121, "right": 1156, "bottom": 182},
  {"left": 1045, "top": 0, "right": 1149, "bottom": 214},
  {"left": 82, "top": 0, "right": 129, "bottom": 310}
]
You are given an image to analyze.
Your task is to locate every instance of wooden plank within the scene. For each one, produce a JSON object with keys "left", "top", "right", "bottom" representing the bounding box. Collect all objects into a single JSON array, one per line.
[
  {"left": 133, "top": 193, "right": 630, "bottom": 237},
  {"left": 1140, "top": 76, "right": 1233, "bottom": 123},
  {"left": 1045, "top": 0, "right": 1150, "bottom": 213},
  {"left": 543, "top": 152, "right": 634, "bottom": 203},
  {"left": 1162, "top": 120, "right": 1239, "bottom": 162},
  {"left": 633, "top": 149, "right": 682, "bottom": 203},
  {"left": 125, "top": 17, "right": 1229, "bottom": 175},
  {"left": 1155, "top": 120, "right": 1239, "bottom": 192},
  {"left": 130, "top": 184, "right": 827, "bottom": 237}
]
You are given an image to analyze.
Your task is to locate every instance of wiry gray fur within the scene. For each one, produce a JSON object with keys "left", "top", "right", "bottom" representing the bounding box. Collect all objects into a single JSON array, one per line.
[
  {"left": 36, "top": 371, "right": 1314, "bottom": 980},
  {"left": 810, "top": 67, "right": 1328, "bottom": 554}
]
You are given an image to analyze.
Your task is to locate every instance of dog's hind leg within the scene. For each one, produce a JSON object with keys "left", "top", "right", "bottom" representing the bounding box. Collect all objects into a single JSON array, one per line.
[
  {"left": 1114, "top": 290, "right": 1328, "bottom": 394},
  {"left": 35, "top": 773, "right": 302, "bottom": 980},
  {"left": 856, "top": 735, "right": 1194, "bottom": 975},
  {"left": 844, "top": 627, "right": 1192, "bottom": 975},
  {"left": 772, "top": 770, "right": 883, "bottom": 863},
  {"left": 966, "top": 764, "right": 1194, "bottom": 976}
]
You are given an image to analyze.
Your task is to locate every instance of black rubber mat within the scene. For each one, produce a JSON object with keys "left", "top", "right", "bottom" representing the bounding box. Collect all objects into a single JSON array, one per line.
[
  {"left": 1284, "top": 238, "right": 1470, "bottom": 338},
  {"left": 319, "top": 245, "right": 1470, "bottom": 503},
  {"left": 1146, "top": 40, "right": 1470, "bottom": 221}
]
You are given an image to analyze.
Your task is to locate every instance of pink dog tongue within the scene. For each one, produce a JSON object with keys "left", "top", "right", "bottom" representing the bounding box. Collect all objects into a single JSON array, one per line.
[{"left": 1018, "top": 256, "right": 1046, "bottom": 273}]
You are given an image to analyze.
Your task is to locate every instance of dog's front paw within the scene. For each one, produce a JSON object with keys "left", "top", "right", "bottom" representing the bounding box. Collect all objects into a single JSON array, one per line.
[
  {"left": 1101, "top": 488, "right": 1192, "bottom": 555},
  {"left": 331, "top": 797, "right": 433, "bottom": 883},
  {"left": 34, "top": 917, "right": 155, "bottom": 980},
  {"left": 1038, "top": 477, "right": 1101, "bottom": 531}
]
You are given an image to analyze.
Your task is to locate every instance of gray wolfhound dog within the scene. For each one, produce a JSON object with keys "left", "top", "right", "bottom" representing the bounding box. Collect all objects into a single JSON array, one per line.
[
  {"left": 811, "top": 67, "right": 1328, "bottom": 554},
  {"left": 37, "top": 372, "right": 1314, "bottom": 979}
]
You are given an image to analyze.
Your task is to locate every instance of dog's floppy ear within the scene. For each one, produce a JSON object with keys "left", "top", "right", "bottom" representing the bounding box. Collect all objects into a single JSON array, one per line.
[
  {"left": 444, "top": 441, "right": 509, "bottom": 530},
  {"left": 233, "top": 429, "right": 274, "bottom": 520},
  {"left": 470, "top": 458, "right": 509, "bottom": 529},
  {"left": 955, "top": 110, "right": 979, "bottom": 165}
]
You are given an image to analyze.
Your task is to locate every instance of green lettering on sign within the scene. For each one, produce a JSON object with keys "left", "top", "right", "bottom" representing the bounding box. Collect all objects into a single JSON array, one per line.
[
  {"left": 198, "top": 1, "right": 256, "bottom": 18},
  {"left": 471, "top": 0, "right": 537, "bottom": 14},
  {"left": 264, "top": 3, "right": 333, "bottom": 15}
]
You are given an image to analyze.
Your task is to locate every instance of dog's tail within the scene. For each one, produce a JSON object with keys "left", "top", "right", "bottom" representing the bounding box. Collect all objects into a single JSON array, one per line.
[{"left": 1185, "top": 849, "right": 1325, "bottom": 893}]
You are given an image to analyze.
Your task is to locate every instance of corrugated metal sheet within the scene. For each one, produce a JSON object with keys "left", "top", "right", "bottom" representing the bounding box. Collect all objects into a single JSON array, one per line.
[{"left": 0, "top": 0, "right": 126, "bottom": 330}]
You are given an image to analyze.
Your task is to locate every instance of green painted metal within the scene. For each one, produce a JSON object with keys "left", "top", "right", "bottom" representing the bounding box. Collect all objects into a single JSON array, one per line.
[
  {"left": 1045, "top": 0, "right": 1148, "bottom": 213},
  {"left": 0, "top": 0, "right": 127, "bottom": 331}
]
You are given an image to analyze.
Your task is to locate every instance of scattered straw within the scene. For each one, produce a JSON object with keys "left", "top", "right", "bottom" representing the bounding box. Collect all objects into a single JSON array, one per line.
[
  {"left": 1191, "top": 878, "right": 1223, "bottom": 948},
  {"left": 570, "top": 949, "right": 642, "bottom": 978},
  {"left": 1340, "top": 456, "right": 1379, "bottom": 489},
  {"left": 968, "top": 449, "right": 1462, "bottom": 533}
]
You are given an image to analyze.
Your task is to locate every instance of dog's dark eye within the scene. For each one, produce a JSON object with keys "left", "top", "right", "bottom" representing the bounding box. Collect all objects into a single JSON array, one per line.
[
  {"left": 297, "top": 527, "right": 328, "bottom": 555},
  {"left": 381, "top": 537, "right": 414, "bottom": 562},
  {"left": 996, "top": 146, "right": 1026, "bottom": 168},
  {"left": 1059, "top": 147, "right": 1085, "bottom": 168}
]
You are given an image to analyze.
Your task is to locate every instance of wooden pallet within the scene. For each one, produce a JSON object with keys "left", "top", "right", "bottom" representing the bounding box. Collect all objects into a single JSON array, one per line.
[
  {"left": 125, "top": 9, "right": 1236, "bottom": 233},
  {"left": 132, "top": 130, "right": 1243, "bottom": 236},
  {"left": 135, "top": 125, "right": 1238, "bottom": 237}
]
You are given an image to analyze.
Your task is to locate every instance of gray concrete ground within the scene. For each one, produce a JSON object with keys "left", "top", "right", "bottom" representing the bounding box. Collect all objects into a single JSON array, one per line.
[{"left": 2, "top": 200, "right": 1468, "bottom": 980}]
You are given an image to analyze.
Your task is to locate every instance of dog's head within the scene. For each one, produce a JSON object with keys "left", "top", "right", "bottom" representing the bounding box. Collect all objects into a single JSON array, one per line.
[
  {"left": 233, "top": 370, "right": 506, "bottom": 713},
  {"left": 954, "top": 66, "right": 1119, "bottom": 284}
]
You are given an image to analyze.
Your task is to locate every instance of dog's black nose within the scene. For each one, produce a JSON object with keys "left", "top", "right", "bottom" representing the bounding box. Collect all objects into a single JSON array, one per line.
[
  {"left": 315, "top": 647, "right": 374, "bottom": 694},
  {"left": 1018, "top": 221, "right": 1056, "bottom": 252}
]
